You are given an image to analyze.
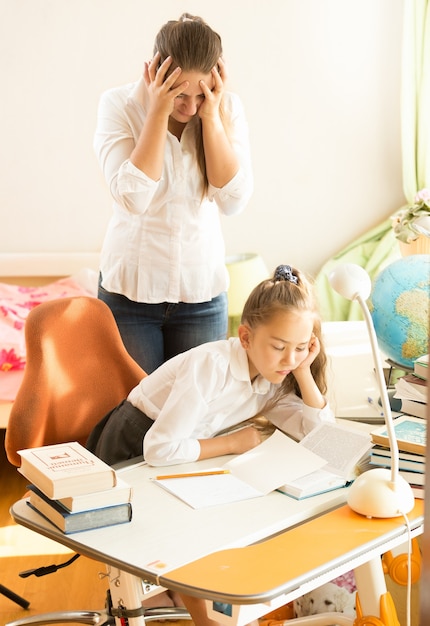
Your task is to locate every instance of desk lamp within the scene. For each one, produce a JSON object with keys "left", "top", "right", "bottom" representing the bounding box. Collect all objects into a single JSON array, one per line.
[{"left": 329, "top": 263, "right": 415, "bottom": 518}]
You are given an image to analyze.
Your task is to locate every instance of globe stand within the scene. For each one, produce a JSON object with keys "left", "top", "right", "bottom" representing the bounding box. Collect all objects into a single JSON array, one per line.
[
  {"left": 374, "top": 359, "right": 412, "bottom": 413},
  {"left": 383, "top": 359, "right": 412, "bottom": 389}
]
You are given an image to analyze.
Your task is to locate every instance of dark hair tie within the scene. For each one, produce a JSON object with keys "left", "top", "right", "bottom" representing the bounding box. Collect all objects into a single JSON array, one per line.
[{"left": 274, "top": 265, "right": 298, "bottom": 285}]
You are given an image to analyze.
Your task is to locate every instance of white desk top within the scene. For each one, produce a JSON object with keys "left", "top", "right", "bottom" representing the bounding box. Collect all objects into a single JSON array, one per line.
[
  {"left": 11, "top": 456, "right": 348, "bottom": 583},
  {"left": 11, "top": 456, "right": 424, "bottom": 616}
]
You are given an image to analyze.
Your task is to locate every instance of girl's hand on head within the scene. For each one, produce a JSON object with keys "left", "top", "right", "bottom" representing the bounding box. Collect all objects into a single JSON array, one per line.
[
  {"left": 198, "top": 57, "right": 225, "bottom": 122},
  {"left": 143, "top": 53, "right": 188, "bottom": 117},
  {"left": 294, "top": 334, "right": 321, "bottom": 372},
  {"left": 291, "top": 335, "right": 326, "bottom": 409}
]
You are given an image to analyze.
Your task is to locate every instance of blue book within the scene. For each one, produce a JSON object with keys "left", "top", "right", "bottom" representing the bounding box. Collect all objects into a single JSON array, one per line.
[
  {"left": 27, "top": 485, "right": 132, "bottom": 534},
  {"left": 370, "top": 451, "right": 425, "bottom": 473},
  {"left": 371, "top": 445, "right": 426, "bottom": 464},
  {"left": 370, "top": 415, "right": 426, "bottom": 456}
]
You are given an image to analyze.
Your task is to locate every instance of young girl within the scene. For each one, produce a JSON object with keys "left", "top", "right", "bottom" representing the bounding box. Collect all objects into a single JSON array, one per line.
[
  {"left": 87, "top": 263, "right": 335, "bottom": 626},
  {"left": 94, "top": 13, "right": 253, "bottom": 373},
  {"left": 87, "top": 263, "right": 334, "bottom": 467}
]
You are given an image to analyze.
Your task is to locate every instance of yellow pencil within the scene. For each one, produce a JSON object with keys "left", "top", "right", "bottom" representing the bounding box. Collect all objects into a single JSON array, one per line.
[{"left": 155, "top": 469, "right": 230, "bottom": 480}]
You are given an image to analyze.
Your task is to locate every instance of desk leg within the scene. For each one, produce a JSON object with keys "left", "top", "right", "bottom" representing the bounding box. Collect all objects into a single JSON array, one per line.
[
  {"left": 354, "top": 558, "right": 400, "bottom": 625},
  {"left": 108, "top": 567, "right": 146, "bottom": 625}
]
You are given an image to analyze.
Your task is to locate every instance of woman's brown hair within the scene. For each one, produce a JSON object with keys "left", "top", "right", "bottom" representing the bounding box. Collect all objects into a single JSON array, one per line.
[{"left": 153, "top": 14, "right": 229, "bottom": 192}]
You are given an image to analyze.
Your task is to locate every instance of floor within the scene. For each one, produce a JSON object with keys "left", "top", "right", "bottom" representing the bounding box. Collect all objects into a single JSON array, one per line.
[
  {"left": 0, "top": 428, "right": 197, "bottom": 626},
  {"left": 0, "top": 429, "right": 113, "bottom": 624},
  {"left": 0, "top": 429, "right": 421, "bottom": 625}
]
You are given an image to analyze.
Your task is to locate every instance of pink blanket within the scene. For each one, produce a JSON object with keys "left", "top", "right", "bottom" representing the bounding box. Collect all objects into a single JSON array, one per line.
[{"left": 0, "top": 274, "right": 96, "bottom": 401}]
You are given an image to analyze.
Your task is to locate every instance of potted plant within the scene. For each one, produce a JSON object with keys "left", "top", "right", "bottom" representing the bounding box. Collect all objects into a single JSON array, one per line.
[{"left": 391, "top": 188, "right": 430, "bottom": 255}]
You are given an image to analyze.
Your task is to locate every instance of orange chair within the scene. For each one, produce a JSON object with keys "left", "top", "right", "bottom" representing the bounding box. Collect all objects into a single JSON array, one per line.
[
  {"left": 5, "top": 296, "right": 145, "bottom": 466},
  {"left": 4, "top": 296, "right": 191, "bottom": 625}
]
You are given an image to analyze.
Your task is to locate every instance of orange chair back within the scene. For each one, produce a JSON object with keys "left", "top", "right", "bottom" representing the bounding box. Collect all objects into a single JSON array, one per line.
[{"left": 5, "top": 297, "right": 146, "bottom": 466}]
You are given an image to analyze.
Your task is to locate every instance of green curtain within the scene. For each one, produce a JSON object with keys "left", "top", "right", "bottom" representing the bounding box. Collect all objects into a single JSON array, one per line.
[
  {"left": 314, "top": 219, "right": 401, "bottom": 321},
  {"left": 402, "top": 0, "right": 430, "bottom": 200}
]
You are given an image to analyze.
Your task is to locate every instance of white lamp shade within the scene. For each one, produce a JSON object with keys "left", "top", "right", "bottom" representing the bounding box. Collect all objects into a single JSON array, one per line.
[
  {"left": 328, "top": 263, "right": 372, "bottom": 301},
  {"left": 226, "top": 253, "right": 269, "bottom": 317}
]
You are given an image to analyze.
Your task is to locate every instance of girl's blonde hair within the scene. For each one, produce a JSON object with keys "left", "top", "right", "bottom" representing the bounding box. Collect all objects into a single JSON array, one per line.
[
  {"left": 241, "top": 264, "right": 328, "bottom": 398},
  {"left": 153, "top": 13, "right": 229, "bottom": 192}
]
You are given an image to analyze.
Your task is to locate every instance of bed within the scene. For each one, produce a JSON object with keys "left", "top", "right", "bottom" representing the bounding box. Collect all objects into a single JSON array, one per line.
[{"left": 0, "top": 253, "right": 100, "bottom": 428}]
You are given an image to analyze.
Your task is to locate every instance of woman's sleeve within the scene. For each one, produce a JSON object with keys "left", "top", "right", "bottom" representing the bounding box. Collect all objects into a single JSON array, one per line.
[
  {"left": 93, "top": 87, "right": 158, "bottom": 215},
  {"left": 208, "top": 93, "right": 254, "bottom": 216},
  {"left": 266, "top": 394, "right": 336, "bottom": 441}
]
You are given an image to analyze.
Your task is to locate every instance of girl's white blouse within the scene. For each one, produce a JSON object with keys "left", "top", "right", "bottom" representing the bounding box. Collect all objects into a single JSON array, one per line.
[{"left": 126, "top": 337, "right": 335, "bottom": 466}]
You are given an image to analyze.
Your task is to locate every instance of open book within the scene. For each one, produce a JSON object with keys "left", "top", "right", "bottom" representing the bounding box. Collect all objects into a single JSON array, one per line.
[
  {"left": 394, "top": 374, "right": 427, "bottom": 403},
  {"left": 153, "top": 424, "right": 372, "bottom": 508},
  {"left": 277, "top": 422, "right": 372, "bottom": 499}
]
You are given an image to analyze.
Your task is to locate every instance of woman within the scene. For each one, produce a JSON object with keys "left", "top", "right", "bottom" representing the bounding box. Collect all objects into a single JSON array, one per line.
[{"left": 94, "top": 13, "right": 253, "bottom": 372}]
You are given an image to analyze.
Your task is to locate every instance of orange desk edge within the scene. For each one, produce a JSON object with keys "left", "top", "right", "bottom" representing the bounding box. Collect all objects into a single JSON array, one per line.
[{"left": 160, "top": 501, "right": 424, "bottom": 603}]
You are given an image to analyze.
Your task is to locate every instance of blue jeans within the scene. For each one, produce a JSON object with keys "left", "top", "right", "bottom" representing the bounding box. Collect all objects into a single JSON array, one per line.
[{"left": 98, "top": 279, "right": 228, "bottom": 373}]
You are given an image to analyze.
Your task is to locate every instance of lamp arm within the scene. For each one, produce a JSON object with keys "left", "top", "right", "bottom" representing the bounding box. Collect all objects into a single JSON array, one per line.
[{"left": 356, "top": 294, "right": 399, "bottom": 485}]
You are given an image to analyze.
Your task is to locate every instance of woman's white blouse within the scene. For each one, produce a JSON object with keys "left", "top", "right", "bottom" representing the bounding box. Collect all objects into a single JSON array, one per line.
[
  {"left": 94, "top": 78, "right": 254, "bottom": 304},
  {"left": 127, "top": 337, "right": 335, "bottom": 466}
]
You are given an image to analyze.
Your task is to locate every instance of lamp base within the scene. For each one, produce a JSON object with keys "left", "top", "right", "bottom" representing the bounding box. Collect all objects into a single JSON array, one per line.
[{"left": 347, "top": 468, "right": 415, "bottom": 518}]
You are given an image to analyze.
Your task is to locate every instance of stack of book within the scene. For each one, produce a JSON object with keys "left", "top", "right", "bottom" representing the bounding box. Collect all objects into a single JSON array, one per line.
[
  {"left": 17, "top": 442, "right": 132, "bottom": 534},
  {"left": 393, "top": 354, "right": 428, "bottom": 418},
  {"left": 370, "top": 415, "right": 426, "bottom": 498}
]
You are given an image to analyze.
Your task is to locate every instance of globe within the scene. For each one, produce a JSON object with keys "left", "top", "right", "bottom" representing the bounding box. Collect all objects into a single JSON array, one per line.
[{"left": 369, "top": 254, "right": 430, "bottom": 369}]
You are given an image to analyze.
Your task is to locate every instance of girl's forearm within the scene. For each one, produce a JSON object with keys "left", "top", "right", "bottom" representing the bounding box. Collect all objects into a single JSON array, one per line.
[
  {"left": 293, "top": 369, "right": 326, "bottom": 409},
  {"left": 198, "top": 436, "right": 236, "bottom": 459},
  {"left": 198, "top": 426, "right": 262, "bottom": 459}
]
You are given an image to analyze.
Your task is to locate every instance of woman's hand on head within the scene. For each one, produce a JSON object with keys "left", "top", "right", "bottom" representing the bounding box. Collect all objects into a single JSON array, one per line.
[
  {"left": 143, "top": 53, "right": 189, "bottom": 117},
  {"left": 197, "top": 57, "right": 226, "bottom": 122},
  {"left": 216, "top": 56, "right": 228, "bottom": 83}
]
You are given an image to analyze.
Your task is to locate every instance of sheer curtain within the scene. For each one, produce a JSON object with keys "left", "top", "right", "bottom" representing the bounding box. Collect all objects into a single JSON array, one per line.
[
  {"left": 315, "top": 1, "right": 430, "bottom": 321},
  {"left": 401, "top": 0, "right": 430, "bottom": 201}
]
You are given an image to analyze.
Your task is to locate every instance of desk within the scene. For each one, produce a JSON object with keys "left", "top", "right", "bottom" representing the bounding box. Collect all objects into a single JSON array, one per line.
[{"left": 10, "top": 458, "right": 424, "bottom": 626}]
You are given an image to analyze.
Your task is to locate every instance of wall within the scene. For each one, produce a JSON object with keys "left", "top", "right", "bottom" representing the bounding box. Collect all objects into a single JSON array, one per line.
[{"left": 0, "top": 0, "right": 405, "bottom": 277}]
